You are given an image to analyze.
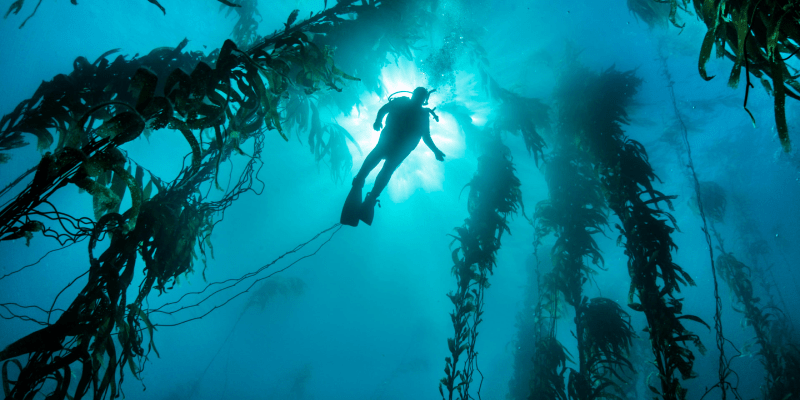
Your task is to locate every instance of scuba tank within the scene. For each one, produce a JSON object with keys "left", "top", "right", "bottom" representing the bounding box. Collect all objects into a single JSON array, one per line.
[{"left": 386, "top": 88, "right": 439, "bottom": 121}]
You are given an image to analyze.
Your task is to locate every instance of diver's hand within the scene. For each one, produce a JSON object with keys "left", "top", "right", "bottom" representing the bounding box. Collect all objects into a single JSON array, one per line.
[
  {"left": 373, "top": 121, "right": 382, "bottom": 131},
  {"left": 435, "top": 150, "right": 445, "bottom": 162}
]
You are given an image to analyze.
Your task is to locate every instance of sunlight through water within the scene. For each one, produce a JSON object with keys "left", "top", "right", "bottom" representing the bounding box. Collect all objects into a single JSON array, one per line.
[{"left": 338, "top": 59, "right": 467, "bottom": 203}]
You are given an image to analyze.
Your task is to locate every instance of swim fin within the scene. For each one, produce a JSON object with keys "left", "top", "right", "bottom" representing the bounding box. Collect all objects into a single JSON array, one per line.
[
  {"left": 340, "top": 185, "right": 362, "bottom": 227},
  {"left": 360, "top": 193, "right": 379, "bottom": 226}
]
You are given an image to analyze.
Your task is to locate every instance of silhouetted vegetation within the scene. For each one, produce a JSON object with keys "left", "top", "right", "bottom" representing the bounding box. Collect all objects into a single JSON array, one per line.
[
  {"left": 441, "top": 139, "right": 522, "bottom": 400},
  {"left": 552, "top": 55, "right": 706, "bottom": 400},
  {"left": 0, "top": 3, "right": 365, "bottom": 398},
  {"left": 631, "top": 0, "right": 800, "bottom": 152}
]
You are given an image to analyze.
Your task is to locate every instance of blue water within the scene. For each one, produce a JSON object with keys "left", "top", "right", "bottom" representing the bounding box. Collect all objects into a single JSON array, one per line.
[{"left": 1, "top": 1, "right": 799, "bottom": 399}]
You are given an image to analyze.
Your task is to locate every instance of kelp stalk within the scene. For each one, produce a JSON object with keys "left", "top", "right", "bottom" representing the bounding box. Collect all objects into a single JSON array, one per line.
[{"left": 440, "top": 139, "right": 522, "bottom": 400}]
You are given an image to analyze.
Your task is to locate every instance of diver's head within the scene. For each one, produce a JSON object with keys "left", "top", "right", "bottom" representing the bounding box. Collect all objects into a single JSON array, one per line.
[{"left": 411, "top": 87, "right": 429, "bottom": 105}]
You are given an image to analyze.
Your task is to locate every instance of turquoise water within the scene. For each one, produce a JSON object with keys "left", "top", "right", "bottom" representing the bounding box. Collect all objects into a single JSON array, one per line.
[{"left": 1, "top": 1, "right": 798, "bottom": 399}]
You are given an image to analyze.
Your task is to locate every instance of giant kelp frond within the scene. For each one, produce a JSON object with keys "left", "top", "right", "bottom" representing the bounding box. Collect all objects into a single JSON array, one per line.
[
  {"left": 715, "top": 250, "right": 800, "bottom": 400},
  {"left": 0, "top": 5, "right": 363, "bottom": 399},
  {"left": 462, "top": 140, "right": 523, "bottom": 263},
  {"left": 220, "top": 0, "right": 261, "bottom": 48},
  {"left": 0, "top": 40, "right": 206, "bottom": 164},
  {"left": 553, "top": 58, "right": 703, "bottom": 400},
  {"left": 530, "top": 336, "right": 569, "bottom": 400},
  {"left": 660, "top": 0, "right": 800, "bottom": 152},
  {"left": 689, "top": 181, "right": 727, "bottom": 223},
  {"left": 5, "top": 0, "right": 240, "bottom": 29},
  {"left": 581, "top": 298, "right": 636, "bottom": 369},
  {"left": 311, "top": 0, "right": 431, "bottom": 94},
  {"left": 481, "top": 72, "right": 550, "bottom": 165},
  {"left": 441, "top": 139, "right": 522, "bottom": 400},
  {"left": 626, "top": 0, "right": 672, "bottom": 29},
  {"left": 535, "top": 150, "right": 607, "bottom": 307}
]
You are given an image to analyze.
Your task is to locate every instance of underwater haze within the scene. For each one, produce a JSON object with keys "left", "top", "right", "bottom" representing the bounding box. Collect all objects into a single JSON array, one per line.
[{"left": 1, "top": 0, "right": 800, "bottom": 399}]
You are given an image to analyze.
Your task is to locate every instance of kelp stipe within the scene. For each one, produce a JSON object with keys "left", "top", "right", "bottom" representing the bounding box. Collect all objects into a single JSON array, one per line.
[
  {"left": 660, "top": 49, "right": 735, "bottom": 399},
  {"left": 552, "top": 54, "right": 707, "bottom": 400},
  {"left": 185, "top": 277, "right": 307, "bottom": 399},
  {"left": 714, "top": 234, "right": 800, "bottom": 400},
  {"left": 529, "top": 89, "right": 635, "bottom": 399},
  {"left": 0, "top": 5, "right": 363, "bottom": 397},
  {"left": 440, "top": 138, "right": 522, "bottom": 400}
]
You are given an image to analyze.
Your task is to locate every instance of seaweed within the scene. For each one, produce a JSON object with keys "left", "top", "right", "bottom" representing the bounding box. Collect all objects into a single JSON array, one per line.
[
  {"left": 0, "top": 5, "right": 363, "bottom": 399},
  {"left": 715, "top": 238, "right": 800, "bottom": 400},
  {"left": 658, "top": 0, "right": 800, "bottom": 152},
  {"left": 4, "top": 0, "right": 240, "bottom": 29},
  {"left": 626, "top": 0, "right": 672, "bottom": 28},
  {"left": 506, "top": 250, "right": 548, "bottom": 400},
  {"left": 310, "top": 0, "right": 431, "bottom": 95},
  {"left": 688, "top": 181, "right": 727, "bottom": 223},
  {"left": 660, "top": 50, "right": 735, "bottom": 400},
  {"left": 553, "top": 54, "right": 706, "bottom": 400},
  {"left": 569, "top": 297, "right": 636, "bottom": 400},
  {"left": 440, "top": 139, "right": 522, "bottom": 400},
  {"left": 282, "top": 92, "right": 362, "bottom": 184},
  {"left": 530, "top": 106, "right": 635, "bottom": 400},
  {"left": 530, "top": 336, "right": 569, "bottom": 400},
  {"left": 219, "top": 0, "right": 262, "bottom": 49}
]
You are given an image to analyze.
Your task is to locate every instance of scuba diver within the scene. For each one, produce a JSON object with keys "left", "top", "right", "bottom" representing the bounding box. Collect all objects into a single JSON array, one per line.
[{"left": 340, "top": 87, "right": 445, "bottom": 227}]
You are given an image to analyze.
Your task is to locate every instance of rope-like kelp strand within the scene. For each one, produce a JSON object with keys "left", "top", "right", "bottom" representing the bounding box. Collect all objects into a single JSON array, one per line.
[
  {"left": 659, "top": 50, "right": 730, "bottom": 400},
  {"left": 151, "top": 222, "right": 340, "bottom": 314},
  {"left": 152, "top": 223, "right": 341, "bottom": 327}
]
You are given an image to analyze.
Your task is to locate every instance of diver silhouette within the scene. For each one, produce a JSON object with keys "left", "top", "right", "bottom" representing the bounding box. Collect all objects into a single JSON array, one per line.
[{"left": 340, "top": 87, "right": 445, "bottom": 227}]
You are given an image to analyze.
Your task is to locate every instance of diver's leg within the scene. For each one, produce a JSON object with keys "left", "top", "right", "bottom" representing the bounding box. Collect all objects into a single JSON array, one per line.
[
  {"left": 370, "top": 158, "right": 401, "bottom": 198},
  {"left": 359, "top": 158, "right": 399, "bottom": 225},
  {"left": 353, "top": 147, "right": 384, "bottom": 187}
]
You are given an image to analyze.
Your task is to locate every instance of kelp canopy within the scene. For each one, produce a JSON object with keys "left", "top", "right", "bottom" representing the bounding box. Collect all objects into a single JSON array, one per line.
[
  {"left": 0, "top": 1, "right": 799, "bottom": 400},
  {"left": 632, "top": 0, "right": 800, "bottom": 152}
]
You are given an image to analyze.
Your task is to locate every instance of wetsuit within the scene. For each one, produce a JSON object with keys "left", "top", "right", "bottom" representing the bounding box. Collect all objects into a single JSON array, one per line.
[{"left": 352, "top": 97, "right": 442, "bottom": 197}]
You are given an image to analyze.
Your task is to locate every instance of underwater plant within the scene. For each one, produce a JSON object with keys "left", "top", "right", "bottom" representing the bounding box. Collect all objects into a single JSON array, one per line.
[
  {"left": 715, "top": 236, "right": 800, "bottom": 400},
  {"left": 219, "top": 0, "right": 262, "bottom": 49},
  {"left": 626, "top": 0, "right": 671, "bottom": 28},
  {"left": 440, "top": 138, "right": 522, "bottom": 400},
  {"left": 654, "top": 0, "right": 800, "bottom": 152},
  {"left": 281, "top": 91, "right": 362, "bottom": 184},
  {"left": 528, "top": 84, "right": 636, "bottom": 399},
  {"left": 311, "top": 0, "right": 432, "bottom": 97},
  {"left": 185, "top": 276, "right": 309, "bottom": 399},
  {"left": 4, "top": 0, "right": 240, "bottom": 29},
  {"left": 688, "top": 181, "right": 727, "bottom": 224},
  {"left": 530, "top": 335, "right": 569, "bottom": 400},
  {"left": 506, "top": 257, "right": 541, "bottom": 400},
  {"left": 552, "top": 55, "right": 707, "bottom": 400},
  {"left": 0, "top": 4, "right": 368, "bottom": 398},
  {"left": 658, "top": 50, "right": 739, "bottom": 399}
]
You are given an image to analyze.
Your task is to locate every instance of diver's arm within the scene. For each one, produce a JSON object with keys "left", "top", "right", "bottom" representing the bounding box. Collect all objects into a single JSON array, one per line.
[
  {"left": 373, "top": 103, "right": 392, "bottom": 131},
  {"left": 423, "top": 132, "right": 446, "bottom": 161}
]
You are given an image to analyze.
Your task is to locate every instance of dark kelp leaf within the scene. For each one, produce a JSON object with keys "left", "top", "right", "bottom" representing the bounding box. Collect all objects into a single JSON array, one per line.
[
  {"left": 4, "top": 0, "right": 23, "bottom": 18},
  {"left": 99, "top": 112, "right": 146, "bottom": 145},
  {"left": 216, "top": 0, "right": 240, "bottom": 7},
  {"left": 3, "top": 359, "right": 22, "bottom": 396},
  {"left": 677, "top": 314, "right": 711, "bottom": 330},
  {"left": 146, "top": 0, "right": 166, "bottom": 14},
  {"left": 30, "top": 128, "right": 54, "bottom": 151},
  {"left": 772, "top": 58, "right": 792, "bottom": 152},
  {"left": 130, "top": 68, "right": 158, "bottom": 113},
  {"left": 698, "top": 29, "right": 716, "bottom": 81},
  {"left": 285, "top": 9, "right": 300, "bottom": 31},
  {"left": 142, "top": 178, "right": 154, "bottom": 201}
]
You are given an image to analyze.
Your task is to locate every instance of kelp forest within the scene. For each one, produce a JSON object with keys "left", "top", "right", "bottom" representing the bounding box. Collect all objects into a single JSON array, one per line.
[{"left": 0, "top": 0, "right": 798, "bottom": 399}]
